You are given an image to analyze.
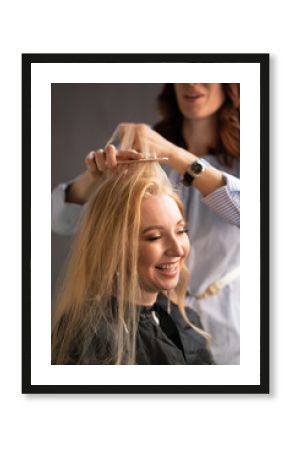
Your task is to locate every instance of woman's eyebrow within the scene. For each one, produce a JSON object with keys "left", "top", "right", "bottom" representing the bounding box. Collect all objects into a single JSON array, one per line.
[
  {"left": 141, "top": 220, "right": 185, "bottom": 234},
  {"left": 142, "top": 225, "right": 163, "bottom": 234}
]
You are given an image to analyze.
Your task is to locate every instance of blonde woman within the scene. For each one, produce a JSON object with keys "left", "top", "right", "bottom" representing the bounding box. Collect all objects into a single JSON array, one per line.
[{"left": 52, "top": 162, "right": 214, "bottom": 365}]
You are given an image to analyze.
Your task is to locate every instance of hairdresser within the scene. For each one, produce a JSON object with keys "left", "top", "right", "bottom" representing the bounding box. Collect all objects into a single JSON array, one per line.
[{"left": 52, "top": 83, "right": 240, "bottom": 364}]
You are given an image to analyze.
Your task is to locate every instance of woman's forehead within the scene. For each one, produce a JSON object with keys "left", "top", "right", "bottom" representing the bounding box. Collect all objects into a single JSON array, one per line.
[{"left": 140, "top": 194, "right": 182, "bottom": 226}]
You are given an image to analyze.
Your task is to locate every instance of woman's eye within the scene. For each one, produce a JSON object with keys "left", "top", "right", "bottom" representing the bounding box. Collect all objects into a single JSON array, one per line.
[
  {"left": 177, "top": 228, "right": 189, "bottom": 234},
  {"left": 146, "top": 235, "right": 161, "bottom": 241}
]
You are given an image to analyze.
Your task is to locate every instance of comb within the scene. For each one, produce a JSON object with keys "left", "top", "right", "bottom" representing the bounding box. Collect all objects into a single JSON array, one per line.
[{"left": 117, "top": 157, "right": 168, "bottom": 165}]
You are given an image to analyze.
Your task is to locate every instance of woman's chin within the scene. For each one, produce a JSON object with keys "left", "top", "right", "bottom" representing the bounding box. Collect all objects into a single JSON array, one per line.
[
  {"left": 140, "top": 276, "right": 179, "bottom": 298},
  {"left": 154, "top": 274, "right": 180, "bottom": 292}
]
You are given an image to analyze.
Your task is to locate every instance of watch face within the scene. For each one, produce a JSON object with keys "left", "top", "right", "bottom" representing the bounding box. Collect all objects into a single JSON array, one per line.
[{"left": 192, "top": 161, "right": 203, "bottom": 174}]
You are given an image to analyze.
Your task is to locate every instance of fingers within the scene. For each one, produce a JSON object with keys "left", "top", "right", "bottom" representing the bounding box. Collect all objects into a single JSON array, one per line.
[
  {"left": 84, "top": 151, "right": 100, "bottom": 175},
  {"left": 118, "top": 123, "right": 149, "bottom": 152},
  {"left": 117, "top": 149, "right": 144, "bottom": 161},
  {"left": 84, "top": 149, "right": 107, "bottom": 175},
  {"left": 92, "top": 146, "right": 115, "bottom": 172},
  {"left": 85, "top": 143, "right": 145, "bottom": 176},
  {"left": 105, "top": 144, "right": 118, "bottom": 168},
  {"left": 94, "top": 149, "right": 107, "bottom": 172}
]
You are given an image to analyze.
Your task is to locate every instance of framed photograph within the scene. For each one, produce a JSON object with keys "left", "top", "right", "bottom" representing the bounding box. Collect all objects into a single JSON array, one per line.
[{"left": 22, "top": 53, "right": 269, "bottom": 394}]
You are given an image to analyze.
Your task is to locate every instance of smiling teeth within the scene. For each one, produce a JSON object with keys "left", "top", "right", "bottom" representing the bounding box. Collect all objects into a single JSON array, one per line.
[{"left": 157, "top": 263, "right": 178, "bottom": 270}]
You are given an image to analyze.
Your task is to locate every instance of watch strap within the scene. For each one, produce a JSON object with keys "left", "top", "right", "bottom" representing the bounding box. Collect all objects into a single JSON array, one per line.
[{"left": 182, "top": 158, "right": 208, "bottom": 186}]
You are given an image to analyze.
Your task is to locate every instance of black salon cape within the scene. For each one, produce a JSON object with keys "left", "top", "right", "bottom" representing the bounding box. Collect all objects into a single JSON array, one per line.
[
  {"left": 135, "top": 295, "right": 214, "bottom": 365},
  {"left": 62, "top": 294, "right": 214, "bottom": 365}
]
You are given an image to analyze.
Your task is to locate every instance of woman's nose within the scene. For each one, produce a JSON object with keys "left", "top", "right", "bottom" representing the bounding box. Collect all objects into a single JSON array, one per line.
[{"left": 165, "top": 237, "right": 184, "bottom": 257}]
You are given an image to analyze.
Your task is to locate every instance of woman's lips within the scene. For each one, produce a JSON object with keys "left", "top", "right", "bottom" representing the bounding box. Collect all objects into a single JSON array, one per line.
[
  {"left": 155, "top": 262, "right": 180, "bottom": 277},
  {"left": 183, "top": 93, "right": 204, "bottom": 102}
]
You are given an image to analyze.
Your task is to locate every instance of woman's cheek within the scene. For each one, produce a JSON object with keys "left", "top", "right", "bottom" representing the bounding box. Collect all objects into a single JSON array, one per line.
[
  {"left": 183, "top": 235, "right": 190, "bottom": 258},
  {"left": 138, "top": 241, "right": 158, "bottom": 268}
]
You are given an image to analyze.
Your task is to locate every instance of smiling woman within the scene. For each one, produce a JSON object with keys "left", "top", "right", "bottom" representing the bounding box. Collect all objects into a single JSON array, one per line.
[
  {"left": 138, "top": 194, "right": 190, "bottom": 304},
  {"left": 51, "top": 161, "right": 214, "bottom": 365}
]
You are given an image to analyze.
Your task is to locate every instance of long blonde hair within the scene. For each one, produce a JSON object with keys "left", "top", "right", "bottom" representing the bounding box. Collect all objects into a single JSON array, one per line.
[{"left": 52, "top": 162, "right": 208, "bottom": 365}]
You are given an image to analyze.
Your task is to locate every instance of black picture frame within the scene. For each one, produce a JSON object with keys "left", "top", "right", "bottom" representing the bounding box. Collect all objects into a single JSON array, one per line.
[{"left": 22, "top": 53, "right": 269, "bottom": 394}]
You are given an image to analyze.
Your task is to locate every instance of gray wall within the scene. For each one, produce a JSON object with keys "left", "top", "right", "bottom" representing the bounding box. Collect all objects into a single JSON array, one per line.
[{"left": 51, "top": 83, "right": 163, "bottom": 300}]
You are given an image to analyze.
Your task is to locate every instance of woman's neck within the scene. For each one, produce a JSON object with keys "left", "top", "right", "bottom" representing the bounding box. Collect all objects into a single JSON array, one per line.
[
  {"left": 137, "top": 292, "right": 157, "bottom": 306},
  {"left": 182, "top": 115, "right": 218, "bottom": 157}
]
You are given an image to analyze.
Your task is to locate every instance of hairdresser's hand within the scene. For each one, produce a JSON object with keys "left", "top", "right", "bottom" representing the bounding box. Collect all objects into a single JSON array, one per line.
[
  {"left": 66, "top": 145, "right": 144, "bottom": 205},
  {"left": 84, "top": 144, "right": 144, "bottom": 176},
  {"left": 117, "top": 123, "right": 225, "bottom": 196},
  {"left": 118, "top": 123, "right": 178, "bottom": 161}
]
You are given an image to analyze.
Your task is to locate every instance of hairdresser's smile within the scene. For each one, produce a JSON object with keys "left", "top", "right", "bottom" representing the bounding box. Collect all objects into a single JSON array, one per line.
[
  {"left": 138, "top": 194, "right": 190, "bottom": 305},
  {"left": 183, "top": 87, "right": 205, "bottom": 103},
  {"left": 174, "top": 83, "right": 225, "bottom": 119}
]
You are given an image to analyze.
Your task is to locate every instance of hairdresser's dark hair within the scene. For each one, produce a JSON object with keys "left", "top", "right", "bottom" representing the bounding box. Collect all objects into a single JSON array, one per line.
[{"left": 154, "top": 83, "right": 240, "bottom": 167}]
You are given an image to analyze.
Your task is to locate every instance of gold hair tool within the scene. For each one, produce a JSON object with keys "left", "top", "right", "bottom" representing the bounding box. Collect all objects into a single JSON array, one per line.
[{"left": 117, "top": 157, "right": 168, "bottom": 165}]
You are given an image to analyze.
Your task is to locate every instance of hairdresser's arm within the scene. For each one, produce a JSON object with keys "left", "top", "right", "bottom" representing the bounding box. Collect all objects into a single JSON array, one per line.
[
  {"left": 65, "top": 170, "right": 100, "bottom": 204},
  {"left": 157, "top": 135, "right": 240, "bottom": 226},
  {"left": 160, "top": 142, "right": 240, "bottom": 227},
  {"left": 166, "top": 145, "right": 225, "bottom": 195},
  {"left": 51, "top": 179, "right": 84, "bottom": 235},
  {"left": 51, "top": 152, "right": 104, "bottom": 235},
  {"left": 68, "top": 146, "right": 144, "bottom": 203},
  {"left": 64, "top": 149, "right": 109, "bottom": 205},
  {"left": 52, "top": 146, "right": 144, "bottom": 234},
  {"left": 119, "top": 123, "right": 224, "bottom": 195},
  {"left": 118, "top": 124, "right": 240, "bottom": 227}
]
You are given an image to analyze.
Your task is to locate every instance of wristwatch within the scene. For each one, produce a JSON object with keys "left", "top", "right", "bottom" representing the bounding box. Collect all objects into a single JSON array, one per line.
[{"left": 182, "top": 158, "right": 208, "bottom": 186}]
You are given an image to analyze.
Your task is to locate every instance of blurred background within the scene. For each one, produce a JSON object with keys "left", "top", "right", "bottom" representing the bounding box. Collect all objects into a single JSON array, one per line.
[{"left": 51, "top": 83, "right": 163, "bottom": 300}]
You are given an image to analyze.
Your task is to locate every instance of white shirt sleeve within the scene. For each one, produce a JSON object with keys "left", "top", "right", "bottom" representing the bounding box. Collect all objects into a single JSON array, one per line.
[
  {"left": 201, "top": 173, "right": 240, "bottom": 227},
  {"left": 51, "top": 181, "right": 84, "bottom": 235}
]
